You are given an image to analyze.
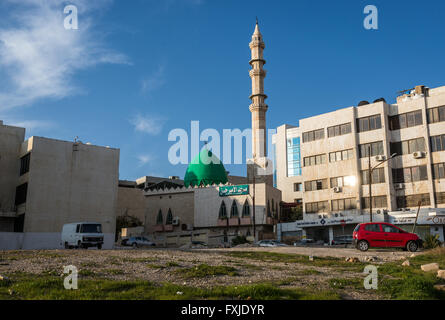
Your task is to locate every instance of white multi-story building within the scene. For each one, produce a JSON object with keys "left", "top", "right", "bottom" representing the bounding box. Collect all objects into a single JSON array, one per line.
[{"left": 273, "top": 85, "right": 445, "bottom": 242}]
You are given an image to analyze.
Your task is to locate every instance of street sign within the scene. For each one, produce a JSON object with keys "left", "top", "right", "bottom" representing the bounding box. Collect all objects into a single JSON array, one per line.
[{"left": 219, "top": 184, "right": 249, "bottom": 197}]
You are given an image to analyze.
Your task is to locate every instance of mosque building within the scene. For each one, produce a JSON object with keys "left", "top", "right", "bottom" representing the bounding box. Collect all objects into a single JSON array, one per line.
[{"left": 120, "top": 21, "right": 282, "bottom": 246}]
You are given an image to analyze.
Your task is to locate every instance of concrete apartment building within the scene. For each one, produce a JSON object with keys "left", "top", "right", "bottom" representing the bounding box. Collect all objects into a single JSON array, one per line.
[
  {"left": 0, "top": 121, "right": 120, "bottom": 249},
  {"left": 273, "top": 85, "right": 445, "bottom": 242}
]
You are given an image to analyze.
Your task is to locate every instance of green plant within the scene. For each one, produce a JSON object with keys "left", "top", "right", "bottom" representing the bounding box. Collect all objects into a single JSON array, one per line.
[
  {"left": 423, "top": 234, "right": 442, "bottom": 249},
  {"left": 231, "top": 235, "right": 249, "bottom": 246},
  {"left": 176, "top": 264, "right": 238, "bottom": 278}
]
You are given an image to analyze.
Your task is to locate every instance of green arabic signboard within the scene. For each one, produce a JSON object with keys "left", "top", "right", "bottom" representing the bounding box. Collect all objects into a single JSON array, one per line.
[{"left": 219, "top": 185, "right": 249, "bottom": 197}]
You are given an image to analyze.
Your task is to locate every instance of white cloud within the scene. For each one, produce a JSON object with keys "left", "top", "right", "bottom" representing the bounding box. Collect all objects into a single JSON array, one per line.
[
  {"left": 0, "top": 0, "right": 130, "bottom": 110},
  {"left": 141, "top": 65, "right": 166, "bottom": 94},
  {"left": 137, "top": 154, "right": 154, "bottom": 167},
  {"left": 130, "top": 114, "right": 165, "bottom": 135}
]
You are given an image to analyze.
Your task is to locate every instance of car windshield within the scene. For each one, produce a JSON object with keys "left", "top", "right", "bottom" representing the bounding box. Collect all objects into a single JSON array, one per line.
[{"left": 80, "top": 224, "right": 102, "bottom": 233}]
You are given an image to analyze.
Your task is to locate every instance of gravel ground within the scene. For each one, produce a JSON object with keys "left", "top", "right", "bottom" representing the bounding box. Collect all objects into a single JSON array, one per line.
[{"left": 0, "top": 246, "right": 407, "bottom": 299}]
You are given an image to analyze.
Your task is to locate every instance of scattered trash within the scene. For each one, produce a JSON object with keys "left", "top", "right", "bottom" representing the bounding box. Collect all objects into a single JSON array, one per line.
[
  {"left": 437, "top": 270, "right": 445, "bottom": 280},
  {"left": 345, "top": 257, "right": 359, "bottom": 263},
  {"left": 402, "top": 260, "right": 410, "bottom": 267},
  {"left": 176, "top": 291, "right": 183, "bottom": 295},
  {"left": 308, "top": 256, "right": 314, "bottom": 261},
  {"left": 421, "top": 263, "right": 439, "bottom": 272}
]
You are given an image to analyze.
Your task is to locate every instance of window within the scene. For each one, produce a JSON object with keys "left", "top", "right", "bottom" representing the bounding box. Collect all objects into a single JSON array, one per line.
[
  {"left": 364, "top": 224, "right": 381, "bottom": 232},
  {"left": 156, "top": 210, "right": 163, "bottom": 225},
  {"left": 329, "top": 149, "right": 354, "bottom": 162},
  {"left": 390, "top": 138, "right": 425, "bottom": 156},
  {"left": 430, "top": 134, "right": 445, "bottom": 152},
  {"left": 219, "top": 201, "right": 227, "bottom": 219},
  {"left": 294, "top": 183, "right": 303, "bottom": 192},
  {"left": 14, "top": 183, "right": 28, "bottom": 206},
  {"left": 357, "top": 115, "right": 382, "bottom": 133},
  {"left": 331, "top": 198, "right": 356, "bottom": 211},
  {"left": 359, "top": 141, "right": 384, "bottom": 158},
  {"left": 230, "top": 200, "right": 239, "bottom": 218},
  {"left": 20, "top": 153, "right": 30, "bottom": 176},
  {"left": 267, "top": 200, "right": 271, "bottom": 217},
  {"left": 392, "top": 165, "right": 428, "bottom": 183},
  {"left": 305, "top": 179, "right": 328, "bottom": 191},
  {"left": 242, "top": 200, "right": 250, "bottom": 217},
  {"left": 303, "top": 154, "right": 326, "bottom": 167},
  {"left": 327, "top": 123, "right": 351, "bottom": 138},
  {"left": 382, "top": 224, "right": 401, "bottom": 233},
  {"left": 166, "top": 209, "right": 173, "bottom": 225},
  {"left": 436, "top": 192, "right": 445, "bottom": 204},
  {"left": 389, "top": 110, "right": 423, "bottom": 130},
  {"left": 432, "top": 163, "right": 445, "bottom": 179},
  {"left": 303, "top": 129, "right": 324, "bottom": 143},
  {"left": 396, "top": 194, "right": 431, "bottom": 208},
  {"left": 361, "top": 168, "right": 385, "bottom": 185},
  {"left": 330, "top": 176, "right": 356, "bottom": 188},
  {"left": 287, "top": 137, "right": 302, "bottom": 177},
  {"left": 305, "top": 201, "right": 328, "bottom": 214},
  {"left": 361, "top": 196, "right": 388, "bottom": 209},
  {"left": 427, "top": 106, "right": 445, "bottom": 124}
]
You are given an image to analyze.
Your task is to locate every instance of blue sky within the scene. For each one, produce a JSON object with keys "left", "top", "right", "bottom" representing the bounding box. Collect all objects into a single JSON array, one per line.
[{"left": 1, "top": 0, "right": 444, "bottom": 180}]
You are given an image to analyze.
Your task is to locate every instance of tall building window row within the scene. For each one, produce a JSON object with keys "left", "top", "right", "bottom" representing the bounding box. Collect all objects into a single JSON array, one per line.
[
  {"left": 330, "top": 176, "right": 356, "bottom": 188},
  {"left": 432, "top": 163, "right": 445, "bottom": 179},
  {"left": 302, "top": 129, "right": 324, "bottom": 143},
  {"left": 388, "top": 110, "right": 422, "bottom": 130},
  {"left": 430, "top": 134, "right": 445, "bottom": 152},
  {"left": 287, "top": 137, "right": 302, "bottom": 177},
  {"left": 19, "top": 153, "right": 30, "bottom": 176},
  {"left": 427, "top": 105, "right": 445, "bottom": 124},
  {"left": 331, "top": 198, "right": 357, "bottom": 211},
  {"left": 329, "top": 149, "right": 354, "bottom": 162},
  {"left": 392, "top": 165, "right": 428, "bottom": 183},
  {"left": 294, "top": 183, "right": 303, "bottom": 192},
  {"left": 327, "top": 123, "right": 351, "bottom": 138},
  {"left": 390, "top": 137, "right": 426, "bottom": 156},
  {"left": 305, "top": 201, "right": 329, "bottom": 214},
  {"left": 305, "top": 179, "right": 328, "bottom": 191},
  {"left": 361, "top": 167, "right": 385, "bottom": 185},
  {"left": 357, "top": 114, "right": 382, "bottom": 133},
  {"left": 361, "top": 196, "right": 388, "bottom": 209},
  {"left": 396, "top": 194, "right": 431, "bottom": 208},
  {"left": 303, "top": 154, "right": 327, "bottom": 167},
  {"left": 436, "top": 192, "right": 445, "bottom": 205},
  {"left": 359, "top": 141, "right": 384, "bottom": 158}
]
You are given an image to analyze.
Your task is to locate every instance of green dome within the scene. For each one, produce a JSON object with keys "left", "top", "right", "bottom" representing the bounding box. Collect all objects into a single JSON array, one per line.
[{"left": 184, "top": 148, "right": 228, "bottom": 187}]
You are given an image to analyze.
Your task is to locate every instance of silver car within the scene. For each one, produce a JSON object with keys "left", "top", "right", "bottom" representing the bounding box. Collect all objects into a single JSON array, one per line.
[{"left": 125, "top": 236, "right": 156, "bottom": 248}]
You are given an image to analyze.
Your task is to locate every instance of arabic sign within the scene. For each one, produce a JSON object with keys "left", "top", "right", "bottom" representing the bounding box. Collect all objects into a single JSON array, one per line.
[{"left": 219, "top": 185, "right": 249, "bottom": 197}]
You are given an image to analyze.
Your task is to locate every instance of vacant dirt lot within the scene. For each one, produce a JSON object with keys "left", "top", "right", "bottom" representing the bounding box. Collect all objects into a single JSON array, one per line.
[{"left": 0, "top": 246, "right": 417, "bottom": 300}]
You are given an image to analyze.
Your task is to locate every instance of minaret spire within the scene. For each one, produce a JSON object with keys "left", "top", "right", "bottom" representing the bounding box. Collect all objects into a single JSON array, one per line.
[{"left": 249, "top": 19, "right": 268, "bottom": 159}]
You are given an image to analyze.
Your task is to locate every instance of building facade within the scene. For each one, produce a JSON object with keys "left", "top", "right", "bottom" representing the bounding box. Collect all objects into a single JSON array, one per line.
[
  {"left": 0, "top": 122, "right": 120, "bottom": 249},
  {"left": 273, "top": 85, "right": 445, "bottom": 242}
]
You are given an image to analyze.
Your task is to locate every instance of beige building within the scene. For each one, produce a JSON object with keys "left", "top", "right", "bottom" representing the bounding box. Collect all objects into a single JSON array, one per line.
[
  {"left": 0, "top": 122, "right": 120, "bottom": 249},
  {"left": 273, "top": 85, "right": 445, "bottom": 242}
]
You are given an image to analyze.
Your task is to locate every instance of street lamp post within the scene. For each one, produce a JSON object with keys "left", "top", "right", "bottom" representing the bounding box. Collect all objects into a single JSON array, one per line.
[{"left": 367, "top": 146, "right": 397, "bottom": 222}]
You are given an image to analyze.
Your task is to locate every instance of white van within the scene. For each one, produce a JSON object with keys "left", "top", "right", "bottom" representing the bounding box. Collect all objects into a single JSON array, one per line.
[{"left": 61, "top": 222, "right": 104, "bottom": 249}]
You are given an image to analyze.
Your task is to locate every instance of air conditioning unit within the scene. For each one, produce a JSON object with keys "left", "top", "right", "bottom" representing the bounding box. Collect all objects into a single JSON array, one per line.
[
  {"left": 413, "top": 151, "right": 426, "bottom": 159},
  {"left": 172, "top": 217, "right": 180, "bottom": 226},
  {"left": 394, "top": 183, "right": 405, "bottom": 190},
  {"left": 186, "top": 224, "right": 194, "bottom": 231},
  {"left": 333, "top": 187, "right": 342, "bottom": 193},
  {"left": 375, "top": 155, "right": 386, "bottom": 162}
]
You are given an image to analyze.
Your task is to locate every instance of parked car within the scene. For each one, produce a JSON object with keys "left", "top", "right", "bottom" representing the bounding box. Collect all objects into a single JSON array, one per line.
[
  {"left": 331, "top": 235, "right": 353, "bottom": 245},
  {"left": 353, "top": 222, "right": 422, "bottom": 252},
  {"left": 257, "top": 240, "right": 287, "bottom": 247},
  {"left": 293, "top": 238, "right": 315, "bottom": 246},
  {"left": 124, "top": 237, "right": 156, "bottom": 248},
  {"left": 62, "top": 222, "right": 104, "bottom": 249}
]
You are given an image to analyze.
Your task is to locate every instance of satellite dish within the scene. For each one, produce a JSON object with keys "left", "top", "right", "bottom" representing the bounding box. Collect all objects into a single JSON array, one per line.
[
  {"left": 373, "top": 98, "right": 386, "bottom": 103},
  {"left": 358, "top": 101, "right": 370, "bottom": 106}
]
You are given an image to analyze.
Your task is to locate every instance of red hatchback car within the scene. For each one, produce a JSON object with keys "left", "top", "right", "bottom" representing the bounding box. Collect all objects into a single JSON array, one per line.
[{"left": 353, "top": 222, "right": 422, "bottom": 252}]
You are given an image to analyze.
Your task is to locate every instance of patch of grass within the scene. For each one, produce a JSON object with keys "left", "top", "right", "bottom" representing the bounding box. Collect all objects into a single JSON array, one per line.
[
  {"left": 328, "top": 278, "right": 362, "bottom": 290},
  {"left": 146, "top": 264, "right": 166, "bottom": 269},
  {"left": 166, "top": 262, "right": 180, "bottom": 267},
  {"left": 226, "top": 251, "right": 365, "bottom": 271},
  {"left": 78, "top": 269, "right": 96, "bottom": 277},
  {"left": 81, "top": 261, "right": 101, "bottom": 268},
  {"left": 235, "top": 263, "right": 263, "bottom": 271},
  {"left": 0, "top": 273, "right": 340, "bottom": 300},
  {"left": 176, "top": 264, "right": 238, "bottom": 279},
  {"left": 300, "top": 269, "right": 322, "bottom": 276},
  {"left": 104, "top": 269, "right": 125, "bottom": 275},
  {"left": 122, "top": 257, "right": 157, "bottom": 263}
]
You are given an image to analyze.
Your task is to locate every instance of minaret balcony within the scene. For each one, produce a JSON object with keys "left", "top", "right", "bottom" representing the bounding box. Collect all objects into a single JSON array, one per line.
[
  {"left": 249, "top": 58, "right": 266, "bottom": 66},
  {"left": 249, "top": 69, "right": 267, "bottom": 78},
  {"left": 249, "top": 41, "right": 265, "bottom": 49}
]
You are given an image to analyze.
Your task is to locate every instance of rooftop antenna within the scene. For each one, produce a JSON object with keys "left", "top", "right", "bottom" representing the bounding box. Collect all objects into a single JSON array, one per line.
[{"left": 74, "top": 136, "right": 79, "bottom": 143}]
